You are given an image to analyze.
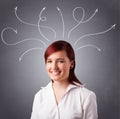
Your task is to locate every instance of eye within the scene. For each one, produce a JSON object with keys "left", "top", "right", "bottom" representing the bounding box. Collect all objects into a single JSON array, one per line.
[
  {"left": 57, "top": 59, "right": 65, "bottom": 63},
  {"left": 46, "top": 60, "right": 52, "bottom": 63}
]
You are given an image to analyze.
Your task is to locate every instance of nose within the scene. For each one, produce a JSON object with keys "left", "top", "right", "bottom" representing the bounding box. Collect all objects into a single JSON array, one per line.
[{"left": 52, "top": 61, "right": 58, "bottom": 70}]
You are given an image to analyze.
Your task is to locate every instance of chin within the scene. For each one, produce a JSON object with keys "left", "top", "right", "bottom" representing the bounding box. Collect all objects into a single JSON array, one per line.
[
  {"left": 51, "top": 78, "right": 59, "bottom": 81},
  {"left": 49, "top": 75, "right": 61, "bottom": 80}
]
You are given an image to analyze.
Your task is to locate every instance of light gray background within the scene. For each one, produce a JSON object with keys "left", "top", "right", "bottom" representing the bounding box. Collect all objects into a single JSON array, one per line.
[{"left": 0, "top": 0, "right": 119, "bottom": 119}]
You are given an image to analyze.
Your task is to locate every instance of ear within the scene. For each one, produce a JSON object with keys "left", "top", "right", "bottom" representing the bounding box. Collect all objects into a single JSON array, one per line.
[{"left": 70, "top": 60, "right": 74, "bottom": 69}]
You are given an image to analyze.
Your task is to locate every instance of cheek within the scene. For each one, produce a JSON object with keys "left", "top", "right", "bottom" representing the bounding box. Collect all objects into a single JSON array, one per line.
[
  {"left": 61, "top": 64, "right": 70, "bottom": 72},
  {"left": 46, "top": 64, "right": 50, "bottom": 72}
]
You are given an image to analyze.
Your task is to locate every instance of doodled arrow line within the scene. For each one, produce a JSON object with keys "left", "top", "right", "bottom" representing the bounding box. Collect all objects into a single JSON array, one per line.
[
  {"left": 72, "top": 7, "right": 85, "bottom": 23},
  {"left": 15, "top": 6, "right": 36, "bottom": 26},
  {"left": 15, "top": 6, "right": 56, "bottom": 39},
  {"left": 68, "top": 8, "right": 98, "bottom": 40},
  {"left": 19, "top": 47, "right": 43, "bottom": 62},
  {"left": 68, "top": 7, "right": 85, "bottom": 40},
  {"left": 38, "top": 7, "right": 57, "bottom": 41},
  {"left": 38, "top": 25, "right": 56, "bottom": 39},
  {"left": 75, "top": 44, "right": 101, "bottom": 51},
  {"left": 81, "top": 8, "right": 98, "bottom": 23},
  {"left": 1, "top": 27, "right": 17, "bottom": 45},
  {"left": 38, "top": 7, "right": 49, "bottom": 41},
  {"left": 74, "top": 24, "right": 116, "bottom": 46},
  {"left": 73, "top": 8, "right": 98, "bottom": 24},
  {"left": 57, "top": 7, "right": 65, "bottom": 39},
  {"left": 1, "top": 27, "right": 46, "bottom": 47}
]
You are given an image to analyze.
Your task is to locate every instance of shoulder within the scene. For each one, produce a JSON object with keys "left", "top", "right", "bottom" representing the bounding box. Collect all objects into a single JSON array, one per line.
[
  {"left": 34, "top": 82, "right": 51, "bottom": 101},
  {"left": 70, "top": 82, "right": 96, "bottom": 99},
  {"left": 80, "top": 86, "right": 96, "bottom": 97},
  {"left": 78, "top": 86, "right": 97, "bottom": 106}
]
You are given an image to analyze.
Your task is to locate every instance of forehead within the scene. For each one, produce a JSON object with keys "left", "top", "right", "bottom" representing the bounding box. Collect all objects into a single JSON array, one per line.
[{"left": 47, "top": 51, "right": 68, "bottom": 59}]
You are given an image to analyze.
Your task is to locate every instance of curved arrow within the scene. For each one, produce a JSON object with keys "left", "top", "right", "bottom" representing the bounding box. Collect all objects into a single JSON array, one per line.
[
  {"left": 74, "top": 24, "right": 116, "bottom": 46},
  {"left": 1, "top": 27, "right": 46, "bottom": 47},
  {"left": 19, "top": 47, "right": 43, "bottom": 62},
  {"left": 57, "top": 7, "right": 65, "bottom": 39},
  {"left": 75, "top": 44, "right": 101, "bottom": 51}
]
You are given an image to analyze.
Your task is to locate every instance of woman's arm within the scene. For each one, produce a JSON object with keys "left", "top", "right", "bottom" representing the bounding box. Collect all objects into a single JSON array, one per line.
[
  {"left": 83, "top": 92, "right": 98, "bottom": 119},
  {"left": 30, "top": 93, "right": 39, "bottom": 119}
]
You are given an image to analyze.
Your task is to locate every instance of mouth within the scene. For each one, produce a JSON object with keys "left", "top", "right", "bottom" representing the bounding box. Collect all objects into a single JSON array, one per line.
[{"left": 51, "top": 70, "right": 61, "bottom": 76}]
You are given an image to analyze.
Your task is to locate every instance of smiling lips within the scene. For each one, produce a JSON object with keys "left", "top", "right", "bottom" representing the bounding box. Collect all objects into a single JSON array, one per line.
[{"left": 50, "top": 70, "right": 61, "bottom": 76}]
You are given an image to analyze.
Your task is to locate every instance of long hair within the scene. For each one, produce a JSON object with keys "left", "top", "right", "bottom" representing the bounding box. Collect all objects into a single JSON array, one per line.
[{"left": 44, "top": 40, "right": 82, "bottom": 85}]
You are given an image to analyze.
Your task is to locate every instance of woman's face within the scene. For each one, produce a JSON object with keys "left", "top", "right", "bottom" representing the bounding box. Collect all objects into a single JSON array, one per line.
[{"left": 46, "top": 50, "right": 73, "bottom": 82}]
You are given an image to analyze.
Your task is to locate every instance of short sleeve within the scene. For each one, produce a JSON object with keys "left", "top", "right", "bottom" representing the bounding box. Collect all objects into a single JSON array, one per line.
[{"left": 83, "top": 92, "right": 98, "bottom": 119}]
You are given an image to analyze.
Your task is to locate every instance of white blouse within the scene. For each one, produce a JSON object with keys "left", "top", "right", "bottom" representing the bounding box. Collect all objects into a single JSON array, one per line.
[{"left": 31, "top": 82, "right": 98, "bottom": 119}]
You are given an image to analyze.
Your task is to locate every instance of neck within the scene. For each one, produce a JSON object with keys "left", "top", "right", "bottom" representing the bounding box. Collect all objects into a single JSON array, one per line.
[{"left": 52, "top": 80, "right": 70, "bottom": 90}]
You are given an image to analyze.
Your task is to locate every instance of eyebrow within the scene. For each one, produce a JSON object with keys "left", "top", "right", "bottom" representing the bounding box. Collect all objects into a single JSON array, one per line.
[{"left": 47, "top": 58, "right": 65, "bottom": 60}]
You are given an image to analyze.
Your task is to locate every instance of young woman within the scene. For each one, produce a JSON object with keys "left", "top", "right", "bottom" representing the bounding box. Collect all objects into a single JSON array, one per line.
[{"left": 31, "top": 40, "right": 98, "bottom": 119}]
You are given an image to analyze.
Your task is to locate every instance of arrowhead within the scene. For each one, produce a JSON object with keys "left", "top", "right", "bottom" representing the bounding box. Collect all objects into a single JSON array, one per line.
[
  {"left": 14, "top": 6, "right": 18, "bottom": 11},
  {"left": 14, "top": 29, "right": 17, "bottom": 34},
  {"left": 19, "top": 58, "right": 22, "bottom": 62},
  {"left": 57, "top": 7, "right": 60, "bottom": 11},
  {"left": 112, "top": 24, "right": 116, "bottom": 29},
  {"left": 43, "top": 7, "right": 46, "bottom": 10},
  {"left": 98, "top": 48, "right": 101, "bottom": 51},
  {"left": 95, "top": 8, "right": 98, "bottom": 13}
]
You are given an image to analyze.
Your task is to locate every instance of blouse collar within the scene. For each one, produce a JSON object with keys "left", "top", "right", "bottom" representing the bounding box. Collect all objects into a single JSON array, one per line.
[{"left": 45, "top": 81, "right": 84, "bottom": 94}]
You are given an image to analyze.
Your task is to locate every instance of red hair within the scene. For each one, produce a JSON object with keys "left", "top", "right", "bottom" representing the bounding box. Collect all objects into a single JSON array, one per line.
[{"left": 44, "top": 40, "right": 82, "bottom": 85}]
